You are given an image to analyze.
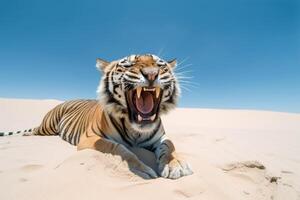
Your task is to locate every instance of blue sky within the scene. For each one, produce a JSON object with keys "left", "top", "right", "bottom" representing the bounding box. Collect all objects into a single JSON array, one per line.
[{"left": 0, "top": 0, "right": 299, "bottom": 113}]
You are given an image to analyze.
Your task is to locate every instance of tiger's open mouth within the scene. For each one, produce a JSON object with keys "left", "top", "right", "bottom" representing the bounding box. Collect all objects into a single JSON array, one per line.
[{"left": 126, "top": 87, "right": 162, "bottom": 124}]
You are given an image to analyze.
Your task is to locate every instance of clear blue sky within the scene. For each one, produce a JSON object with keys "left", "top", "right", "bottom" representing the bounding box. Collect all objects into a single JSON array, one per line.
[{"left": 0, "top": 0, "right": 299, "bottom": 113}]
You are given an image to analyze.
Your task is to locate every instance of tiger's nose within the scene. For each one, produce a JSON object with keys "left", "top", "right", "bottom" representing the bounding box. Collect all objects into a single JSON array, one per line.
[{"left": 141, "top": 67, "right": 159, "bottom": 83}]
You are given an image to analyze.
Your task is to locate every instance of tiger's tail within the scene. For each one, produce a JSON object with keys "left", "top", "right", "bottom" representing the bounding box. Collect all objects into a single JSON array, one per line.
[{"left": 0, "top": 127, "right": 38, "bottom": 137}]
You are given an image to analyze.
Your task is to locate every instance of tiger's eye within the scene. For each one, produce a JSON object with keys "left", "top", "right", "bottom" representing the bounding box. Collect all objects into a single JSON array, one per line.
[
  {"left": 116, "top": 68, "right": 123, "bottom": 72},
  {"left": 162, "top": 67, "right": 168, "bottom": 72}
]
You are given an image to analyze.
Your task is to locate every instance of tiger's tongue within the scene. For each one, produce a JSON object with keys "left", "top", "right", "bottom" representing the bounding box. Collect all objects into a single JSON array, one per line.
[{"left": 135, "top": 92, "right": 154, "bottom": 114}]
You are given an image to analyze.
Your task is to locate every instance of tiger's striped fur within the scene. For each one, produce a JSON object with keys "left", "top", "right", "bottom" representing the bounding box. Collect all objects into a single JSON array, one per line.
[{"left": 0, "top": 54, "right": 193, "bottom": 179}]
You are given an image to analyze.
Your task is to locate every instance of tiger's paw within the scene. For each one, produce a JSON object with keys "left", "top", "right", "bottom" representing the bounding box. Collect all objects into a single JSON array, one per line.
[
  {"left": 132, "top": 162, "right": 158, "bottom": 179},
  {"left": 127, "top": 156, "right": 158, "bottom": 179},
  {"left": 159, "top": 158, "right": 193, "bottom": 179}
]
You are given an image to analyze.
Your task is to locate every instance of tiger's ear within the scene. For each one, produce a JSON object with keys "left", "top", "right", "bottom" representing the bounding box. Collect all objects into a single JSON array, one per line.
[
  {"left": 168, "top": 59, "right": 177, "bottom": 68},
  {"left": 96, "top": 58, "right": 110, "bottom": 71}
]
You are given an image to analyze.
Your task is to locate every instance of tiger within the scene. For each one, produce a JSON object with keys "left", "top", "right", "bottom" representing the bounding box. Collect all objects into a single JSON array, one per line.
[{"left": 0, "top": 54, "right": 193, "bottom": 179}]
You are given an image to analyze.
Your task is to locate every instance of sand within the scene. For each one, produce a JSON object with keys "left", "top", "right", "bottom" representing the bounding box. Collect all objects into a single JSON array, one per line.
[{"left": 0, "top": 98, "right": 299, "bottom": 200}]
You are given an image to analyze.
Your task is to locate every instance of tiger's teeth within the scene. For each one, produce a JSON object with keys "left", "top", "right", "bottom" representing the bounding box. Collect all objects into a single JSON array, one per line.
[
  {"left": 138, "top": 114, "right": 143, "bottom": 122},
  {"left": 136, "top": 87, "right": 142, "bottom": 99},
  {"left": 155, "top": 87, "right": 160, "bottom": 98},
  {"left": 143, "top": 87, "right": 155, "bottom": 91},
  {"left": 150, "top": 114, "right": 156, "bottom": 121}
]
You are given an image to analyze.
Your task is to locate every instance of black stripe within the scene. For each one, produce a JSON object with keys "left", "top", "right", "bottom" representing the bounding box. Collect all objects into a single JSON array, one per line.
[
  {"left": 68, "top": 127, "right": 76, "bottom": 144},
  {"left": 111, "top": 72, "right": 121, "bottom": 95},
  {"left": 124, "top": 83, "right": 135, "bottom": 91},
  {"left": 89, "top": 107, "right": 103, "bottom": 138},
  {"left": 50, "top": 110, "right": 59, "bottom": 133},
  {"left": 128, "top": 70, "right": 139, "bottom": 75},
  {"left": 160, "top": 75, "right": 170, "bottom": 80},
  {"left": 0, "top": 132, "right": 4, "bottom": 136},
  {"left": 158, "top": 152, "right": 166, "bottom": 161},
  {"left": 104, "top": 72, "right": 110, "bottom": 95},
  {"left": 120, "top": 118, "right": 135, "bottom": 144},
  {"left": 74, "top": 132, "right": 80, "bottom": 145},
  {"left": 44, "top": 113, "right": 57, "bottom": 134},
  {"left": 91, "top": 124, "right": 100, "bottom": 137},
  {"left": 137, "top": 119, "right": 162, "bottom": 146},
  {"left": 66, "top": 102, "right": 89, "bottom": 138},
  {"left": 9, "top": 132, "right": 13, "bottom": 135},
  {"left": 63, "top": 101, "right": 91, "bottom": 142},
  {"left": 62, "top": 131, "right": 67, "bottom": 141},
  {"left": 166, "top": 86, "right": 176, "bottom": 104},
  {"left": 95, "top": 118, "right": 109, "bottom": 139},
  {"left": 161, "top": 142, "right": 171, "bottom": 150},
  {"left": 109, "top": 115, "right": 132, "bottom": 146},
  {"left": 107, "top": 97, "right": 123, "bottom": 107},
  {"left": 104, "top": 72, "right": 123, "bottom": 107},
  {"left": 48, "top": 121, "right": 56, "bottom": 134},
  {"left": 125, "top": 74, "right": 139, "bottom": 80},
  {"left": 99, "top": 130, "right": 109, "bottom": 139},
  {"left": 41, "top": 119, "right": 51, "bottom": 135}
]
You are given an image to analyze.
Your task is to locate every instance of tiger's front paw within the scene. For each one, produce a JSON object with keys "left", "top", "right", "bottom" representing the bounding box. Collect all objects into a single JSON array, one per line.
[
  {"left": 132, "top": 160, "right": 158, "bottom": 179},
  {"left": 158, "top": 158, "right": 193, "bottom": 179}
]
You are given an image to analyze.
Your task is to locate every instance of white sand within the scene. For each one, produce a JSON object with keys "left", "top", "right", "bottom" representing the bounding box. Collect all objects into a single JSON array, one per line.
[{"left": 0, "top": 98, "right": 299, "bottom": 200}]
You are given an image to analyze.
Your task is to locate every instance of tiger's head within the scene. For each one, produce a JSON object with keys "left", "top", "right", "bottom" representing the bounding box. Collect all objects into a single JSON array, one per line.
[{"left": 97, "top": 54, "right": 179, "bottom": 127}]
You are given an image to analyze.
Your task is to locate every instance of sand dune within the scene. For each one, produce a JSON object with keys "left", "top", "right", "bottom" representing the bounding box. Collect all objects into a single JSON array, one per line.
[{"left": 0, "top": 98, "right": 299, "bottom": 200}]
